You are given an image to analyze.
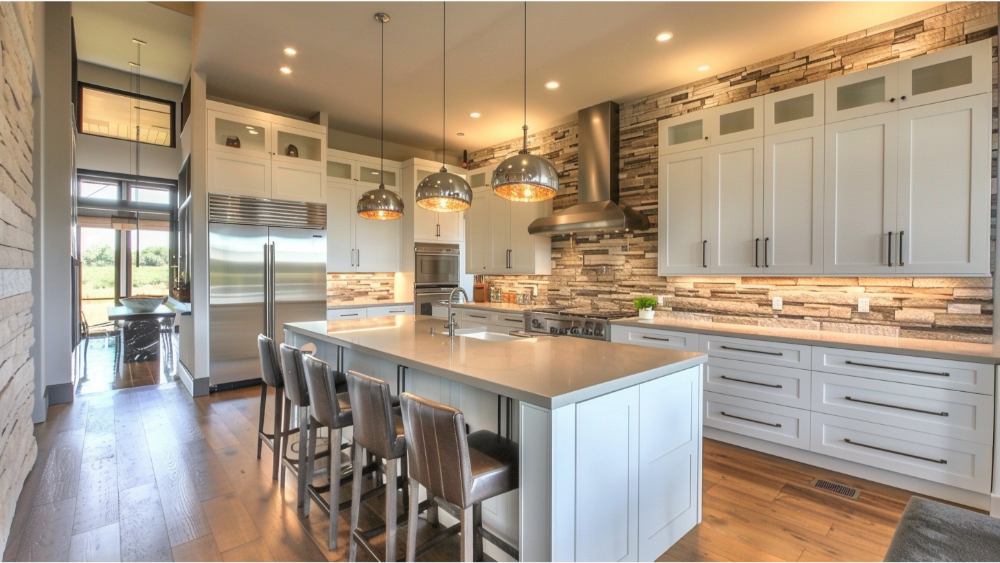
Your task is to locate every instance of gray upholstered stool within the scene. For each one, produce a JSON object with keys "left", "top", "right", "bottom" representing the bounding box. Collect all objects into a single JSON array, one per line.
[
  {"left": 400, "top": 392, "right": 519, "bottom": 562},
  {"left": 256, "top": 334, "right": 286, "bottom": 481},
  {"left": 884, "top": 497, "right": 1000, "bottom": 562}
]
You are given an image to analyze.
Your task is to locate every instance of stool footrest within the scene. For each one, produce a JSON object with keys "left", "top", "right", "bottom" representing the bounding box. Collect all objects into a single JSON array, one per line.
[{"left": 431, "top": 498, "right": 520, "bottom": 561}]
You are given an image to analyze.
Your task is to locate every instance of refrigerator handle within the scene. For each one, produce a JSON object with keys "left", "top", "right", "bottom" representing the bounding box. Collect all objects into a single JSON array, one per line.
[
  {"left": 263, "top": 243, "right": 270, "bottom": 338},
  {"left": 269, "top": 242, "right": 277, "bottom": 338}
]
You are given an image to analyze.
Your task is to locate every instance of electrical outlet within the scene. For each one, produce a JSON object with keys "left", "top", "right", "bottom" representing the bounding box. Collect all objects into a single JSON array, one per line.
[
  {"left": 658, "top": 295, "right": 666, "bottom": 307},
  {"left": 858, "top": 297, "right": 870, "bottom": 313},
  {"left": 772, "top": 297, "right": 783, "bottom": 311}
]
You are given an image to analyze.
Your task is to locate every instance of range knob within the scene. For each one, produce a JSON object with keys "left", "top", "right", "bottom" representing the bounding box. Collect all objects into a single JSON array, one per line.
[
  {"left": 594, "top": 326, "right": 605, "bottom": 337},
  {"left": 532, "top": 319, "right": 543, "bottom": 328},
  {"left": 549, "top": 327, "right": 557, "bottom": 334},
  {"left": 583, "top": 328, "right": 594, "bottom": 335},
  {"left": 558, "top": 328, "right": 568, "bottom": 335},
  {"left": 570, "top": 327, "right": 582, "bottom": 335}
]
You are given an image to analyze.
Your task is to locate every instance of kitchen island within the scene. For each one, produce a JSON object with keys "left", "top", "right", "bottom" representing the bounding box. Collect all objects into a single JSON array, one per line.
[{"left": 285, "top": 316, "right": 706, "bottom": 562}]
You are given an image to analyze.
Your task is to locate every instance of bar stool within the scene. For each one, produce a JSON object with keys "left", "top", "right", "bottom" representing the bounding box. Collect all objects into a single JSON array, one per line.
[
  {"left": 256, "top": 334, "right": 285, "bottom": 481},
  {"left": 278, "top": 342, "right": 337, "bottom": 513},
  {"left": 400, "top": 392, "right": 519, "bottom": 562}
]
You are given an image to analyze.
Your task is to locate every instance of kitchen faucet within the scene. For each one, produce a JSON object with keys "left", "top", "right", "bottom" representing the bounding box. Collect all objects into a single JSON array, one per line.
[{"left": 445, "top": 287, "right": 470, "bottom": 337}]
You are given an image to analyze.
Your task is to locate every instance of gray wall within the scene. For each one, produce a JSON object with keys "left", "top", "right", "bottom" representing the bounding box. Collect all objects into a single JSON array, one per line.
[{"left": 76, "top": 61, "right": 183, "bottom": 179}]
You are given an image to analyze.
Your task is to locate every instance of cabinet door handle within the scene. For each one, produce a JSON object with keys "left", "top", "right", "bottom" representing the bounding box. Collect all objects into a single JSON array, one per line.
[
  {"left": 341, "top": 313, "right": 359, "bottom": 317},
  {"left": 889, "top": 97, "right": 896, "bottom": 102},
  {"left": 720, "top": 345, "right": 784, "bottom": 356},
  {"left": 388, "top": 310, "right": 406, "bottom": 314},
  {"left": 702, "top": 240, "right": 708, "bottom": 268},
  {"left": 504, "top": 317, "right": 523, "bottom": 323},
  {"left": 900, "top": 95, "right": 907, "bottom": 100},
  {"left": 843, "top": 438, "right": 946, "bottom": 464},
  {"left": 843, "top": 360, "right": 950, "bottom": 377},
  {"left": 436, "top": 224, "right": 441, "bottom": 237},
  {"left": 844, "top": 396, "right": 948, "bottom": 417},
  {"left": 887, "top": 231, "right": 893, "bottom": 267},
  {"left": 898, "top": 231, "right": 905, "bottom": 266},
  {"left": 754, "top": 238, "right": 760, "bottom": 268},
  {"left": 720, "top": 411, "right": 781, "bottom": 427},
  {"left": 357, "top": 249, "right": 360, "bottom": 268},
  {"left": 469, "top": 314, "right": 487, "bottom": 319},
  {"left": 721, "top": 375, "right": 783, "bottom": 389},
  {"left": 641, "top": 335, "right": 671, "bottom": 342},
  {"left": 764, "top": 237, "right": 769, "bottom": 268}
]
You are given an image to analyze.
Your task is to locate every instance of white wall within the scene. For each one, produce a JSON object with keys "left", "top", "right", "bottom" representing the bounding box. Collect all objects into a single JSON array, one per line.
[{"left": 76, "top": 61, "right": 183, "bottom": 179}]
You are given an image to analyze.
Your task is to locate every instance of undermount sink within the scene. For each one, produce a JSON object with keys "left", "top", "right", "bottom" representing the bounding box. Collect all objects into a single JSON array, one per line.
[{"left": 457, "top": 330, "right": 524, "bottom": 342}]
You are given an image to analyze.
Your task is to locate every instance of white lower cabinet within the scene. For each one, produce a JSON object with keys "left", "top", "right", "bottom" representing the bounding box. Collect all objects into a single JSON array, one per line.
[
  {"left": 610, "top": 325, "right": 700, "bottom": 351},
  {"left": 328, "top": 305, "right": 413, "bottom": 321},
  {"left": 366, "top": 304, "right": 413, "bottom": 317},
  {"left": 811, "top": 412, "right": 992, "bottom": 494},
  {"left": 705, "top": 357, "right": 810, "bottom": 409},
  {"left": 327, "top": 308, "right": 368, "bottom": 321},
  {"left": 704, "top": 391, "right": 811, "bottom": 450}
]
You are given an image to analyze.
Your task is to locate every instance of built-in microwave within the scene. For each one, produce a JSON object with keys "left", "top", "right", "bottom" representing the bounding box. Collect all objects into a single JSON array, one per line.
[{"left": 414, "top": 243, "right": 460, "bottom": 287}]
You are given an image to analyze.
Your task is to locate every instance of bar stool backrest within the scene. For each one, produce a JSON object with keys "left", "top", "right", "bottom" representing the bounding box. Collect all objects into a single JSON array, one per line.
[
  {"left": 302, "top": 355, "right": 352, "bottom": 429},
  {"left": 278, "top": 343, "right": 309, "bottom": 408},
  {"left": 257, "top": 334, "right": 283, "bottom": 389},
  {"left": 400, "top": 392, "right": 473, "bottom": 509},
  {"left": 345, "top": 371, "right": 404, "bottom": 460}
]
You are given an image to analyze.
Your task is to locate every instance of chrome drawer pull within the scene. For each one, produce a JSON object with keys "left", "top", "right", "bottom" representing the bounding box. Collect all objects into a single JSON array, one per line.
[
  {"left": 844, "top": 360, "right": 950, "bottom": 377},
  {"left": 641, "top": 335, "right": 671, "bottom": 342},
  {"left": 720, "top": 411, "right": 781, "bottom": 427},
  {"left": 721, "top": 375, "right": 783, "bottom": 389},
  {"left": 469, "top": 314, "right": 487, "bottom": 319},
  {"left": 341, "top": 313, "right": 359, "bottom": 317},
  {"left": 843, "top": 438, "right": 947, "bottom": 464},
  {"left": 720, "top": 345, "right": 783, "bottom": 356},
  {"left": 389, "top": 310, "right": 406, "bottom": 313},
  {"left": 844, "top": 396, "right": 948, "bottom": 417}
]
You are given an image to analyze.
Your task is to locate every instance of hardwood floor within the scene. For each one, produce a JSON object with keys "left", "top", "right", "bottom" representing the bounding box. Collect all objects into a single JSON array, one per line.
[{"left": 2, "top": 381, "right": 962, "bottom": 562}]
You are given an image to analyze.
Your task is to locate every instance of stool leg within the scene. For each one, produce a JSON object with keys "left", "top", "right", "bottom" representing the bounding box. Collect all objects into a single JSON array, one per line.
[
  {"left": 297, "top": 407, "right": 310, "bottom": 512},
  {"left": 279, "top": 397, "right": 292, "bottom": 488},
  {"left": 304, "top": 418, "right": 318, "bottom": 518},
  {"left": 385, "top": 458, "right": 398, "bottom": 562},
  {"left": 349, "top": 443, "right": 365, "bottom": 562},
  {"left": 328, "top": 427, "right": 342, "bottom": 551},
  {"left": 272, "top": 388, "right": 283, "bottom": 480},
  {"left": 256, "top": 383, "right": 268, "bottom": 459},
  {"left": 473, "top": 503, "right": 483, "bottom": 562},
  {"left": 406, "top": 479, "right": 419, "bottom": 562},
  {"left": 460, "top": 506, "right": 474, "bottom": 562}
]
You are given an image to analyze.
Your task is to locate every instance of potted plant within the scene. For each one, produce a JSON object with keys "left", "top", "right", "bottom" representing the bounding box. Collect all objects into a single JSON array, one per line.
[{"left": 633, "top": 296, "right": 657, "bottom": 320}]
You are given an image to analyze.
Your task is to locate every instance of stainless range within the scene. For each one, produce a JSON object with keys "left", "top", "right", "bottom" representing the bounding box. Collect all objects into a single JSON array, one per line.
[{"left": 526, "top": 309, "right": 633, "bottom": 341}]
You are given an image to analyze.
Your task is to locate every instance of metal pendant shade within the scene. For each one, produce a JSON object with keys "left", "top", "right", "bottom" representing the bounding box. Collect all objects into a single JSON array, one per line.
[
  {"left": 358, "top": 12, "right": 404, "bottom": 221},
  {"left": 415, "top": 2, "right": 472, "bottom": 213},
  {"left": 492, "top": 3, "right": 559, "bottom": 203}
]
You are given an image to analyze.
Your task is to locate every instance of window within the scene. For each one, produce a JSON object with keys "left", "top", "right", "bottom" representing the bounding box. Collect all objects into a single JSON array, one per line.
[
  {"left": 79, "top": 179, "right": 119, "bottom": 200},
  {"left": 78, "top": 83, "right": 176, "bottom": 147}
]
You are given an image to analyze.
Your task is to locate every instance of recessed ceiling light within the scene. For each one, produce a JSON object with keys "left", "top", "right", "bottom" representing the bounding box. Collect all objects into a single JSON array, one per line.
[
  {"left": 545, "top": 81, "right": 560, "bottom": 89},
  {"left": 470, "top": 112, "right": 481, "bottom": 118},
  {"left": 280, "top": 66, "right": 292, "bottom": 74},
  {"left": 249, "top": 130, "right": 259, "bottom": 135},
  {"left": 246, "top": 126, "right": 254, "bottom": 130},
  {"left": 698, "top": 65, "right": 710, "bottom": 72},
  {"left": 457, "top": 132, "right": 465, "bottom": 136},
  {"left": 655, "top": 32, "right": 673, "bottom": 42},
  {"left": 284, "top": 47, "right": 297, "bottom": 56}
]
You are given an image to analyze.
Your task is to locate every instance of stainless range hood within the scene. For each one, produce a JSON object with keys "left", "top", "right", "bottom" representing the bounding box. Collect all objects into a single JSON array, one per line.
[{"left": 527, "top": 101, "right": 650, "bottom": 236}]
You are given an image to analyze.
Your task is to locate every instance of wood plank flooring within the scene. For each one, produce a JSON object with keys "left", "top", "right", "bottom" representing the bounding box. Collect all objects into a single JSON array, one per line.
[{"left": 2, "top": 380, "right": 968, "bottom": 562}]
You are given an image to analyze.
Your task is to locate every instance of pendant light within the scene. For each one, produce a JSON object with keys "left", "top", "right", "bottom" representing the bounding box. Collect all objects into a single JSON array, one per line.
[
  {"left": 492, "top": 2, "right": 559, "bottom": 203},
  {"left": 415, "top": 2, "right": 472, "bottom": 213},
  {"left": 358, "top": 12, "right": 405, "bottom": 221}
]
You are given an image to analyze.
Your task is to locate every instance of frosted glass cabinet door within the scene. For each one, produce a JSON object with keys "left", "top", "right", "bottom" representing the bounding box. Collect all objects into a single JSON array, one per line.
[
  {"left": 764, "top": 82, "right": 825, "bottom": 135},
  {"left": 707, "top": 138, "right": 764, "bottom": 274},
  {"left": 898, "top": 40, "right": 991, "bottom": 109},
  {"left": 824, "top": 113, "right": 898, "bottom": 274},
  {"left": 825, "top": 64, "right": 899, "bottom": 123},
  {"left": 658, "top": 110, "right": 713, "bottom": 156},
  {"left": 659, "top": 148, "right": 711, "bottom": 275},
  {"left": 709, "top": 97, "right": 764, "bottom": 146},
  {"left": 763, "top": 126, "right": 824, "bottom": 274},
  {"left": 896, "top": 94, "right": 991, "bottom": 275}
]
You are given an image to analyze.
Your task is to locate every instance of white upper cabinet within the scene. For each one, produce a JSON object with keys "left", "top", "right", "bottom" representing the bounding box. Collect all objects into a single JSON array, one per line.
[
  {"left": 707, "top": 138, "right": 764, "bottom": 274},
  {"left": 208, "top": 111, "right": 271, "bottom": 157},
  {"left": 326, "top": 181, "right": 357, "bottom": 272},
  {"left": 464, "top": 179, "right": 552, "bottom": 276},
  {"left": 825, "top": 64, "right": 899, "bottom": 123},
  {"left": 206, "top": 150, "right": 271, "bottom": 199},
  {"left": 764, "top": 82, "right": 825, "bottom": 135},
  {"left": 328, "top": 149, "right": 401, "bottom": 190},
  {"left": 895, "top": 93, "right": 991, "bottom": 275},
  {"left": 658, "top": 148, "right": 711, "bottom": 274},
  {"left": 898, "top": 40, "right": 992, "bottom": 109},
  {"left": 271, "top": 123, "right": 325, "bottom": 168},
  {"left": 659, "top": 111, "right": 711, "bottom": 156},
  {"left": 401, "top": 160, "right": 466, "bottom": 244},
  {"left": 488, "top": 193, "right": 512, "bottom": 271},
  {"left": 326, "top": 175, "right": 402, "bottom": 274},
  {"left": 465, "top": 187, "right": 490, "bottom": 273},
  {"left": 824, "top": 112, "right": 898, "bottom": 274},
  {"left": 710, "top": 97, "right": 765, "bottom": 146},
  {"left": 763, "top": 125, "right": 825, "bottom": 274},
  {"left": 272, "top": 159, "right": 325, "bottom": 203}
]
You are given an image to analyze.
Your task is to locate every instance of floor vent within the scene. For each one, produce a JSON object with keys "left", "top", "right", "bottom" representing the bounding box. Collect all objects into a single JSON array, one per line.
[{"left": 810, "top": 478, "right": 861, "bottom": 499}]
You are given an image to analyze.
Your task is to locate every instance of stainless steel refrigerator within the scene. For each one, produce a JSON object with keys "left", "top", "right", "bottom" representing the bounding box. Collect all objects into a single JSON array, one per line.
[{"left": 208, "top": 194, "right": 327, "bottom": 389}]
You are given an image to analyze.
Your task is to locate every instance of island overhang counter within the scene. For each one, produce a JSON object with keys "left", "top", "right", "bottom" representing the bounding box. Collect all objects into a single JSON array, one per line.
[{"left": 285, "top": 316, "right": 707, "bottom": 562}]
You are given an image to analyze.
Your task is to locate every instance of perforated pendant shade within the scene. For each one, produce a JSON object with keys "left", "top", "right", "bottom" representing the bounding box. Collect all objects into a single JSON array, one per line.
[
  {"left": 492, "top": 151, "right": 559, "bottom": 202},
  {"left": 415, "top": 167, "right": 472, "bottom": 212},
  {"left": 357, "top": 184, "right": 405, "bottom": 220}
]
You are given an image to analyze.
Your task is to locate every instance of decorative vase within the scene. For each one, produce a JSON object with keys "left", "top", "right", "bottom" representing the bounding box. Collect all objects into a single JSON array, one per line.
[
  {"left": 638, "top": 308, "right": 655, "bottom": 320},
  {"left": 225, "top": 135, "right": 241, "bottom": 148},
  {"left": 285, "top": 144, "right": 299, "bottom": 157}
]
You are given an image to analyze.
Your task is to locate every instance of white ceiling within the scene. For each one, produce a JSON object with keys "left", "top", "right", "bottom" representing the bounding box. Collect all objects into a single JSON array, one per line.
[
  {"left": 72, "top": 2, "right": 192, "bottom": 84},
  {"left": 76, "top": 2, "right": 945, "bottom": 158}
]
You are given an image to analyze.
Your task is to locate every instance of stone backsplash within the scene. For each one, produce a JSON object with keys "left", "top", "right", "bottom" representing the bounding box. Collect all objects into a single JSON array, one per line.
[
  {"left": 472, "top": 2, "right": 998, "bottom": 343},
  {"left": 327, "top": 273, "right": 397, "bottom": 307}
]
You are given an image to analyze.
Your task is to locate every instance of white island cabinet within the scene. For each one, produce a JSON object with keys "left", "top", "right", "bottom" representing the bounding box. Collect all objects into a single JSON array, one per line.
[{"left": 285, "top": 316, "right": 705, "bottom": 562}]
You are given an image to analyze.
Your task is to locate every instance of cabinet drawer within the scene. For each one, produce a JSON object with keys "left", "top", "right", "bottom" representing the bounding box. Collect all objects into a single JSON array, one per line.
[
  {"left": 701, "top": 335, "right": 811, "bottom": 368},
  {"left": 811, "top": 347, "right": 994, "bottom": 395},
  {"left": 367, "top": 304, "right": 413, "bottom": 318},
  {"left": 490, "top": 312, "right": 527, "bottom": 330},
  {"left": 610, "top": 325, "right": 700, "bottom": 352},
  {"left": 704, "top": 392, "right": 810, "bottom": 450},
  {"left": 810, "top": 413, "right": 992, "bottom": 494},
  {"left": 705, "top": 358, "right": 810, "bottom": 409},
  {"left": 811, "top": 372, "right": 994, "bottom": 445},
  {"left": 327, "top": 308, "right": 368, "bottom": 320},
  {"left": 458, "top": 310, "right": 490, "bottom": 329}
]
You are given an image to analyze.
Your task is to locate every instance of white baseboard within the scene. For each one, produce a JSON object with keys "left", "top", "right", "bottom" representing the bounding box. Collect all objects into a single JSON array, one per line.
[
  {"left": 177, "top": 361, "right": 209, "bottom": 397},
  {"left": 705, "top": 427, "right": 991, "bottom": 512}
]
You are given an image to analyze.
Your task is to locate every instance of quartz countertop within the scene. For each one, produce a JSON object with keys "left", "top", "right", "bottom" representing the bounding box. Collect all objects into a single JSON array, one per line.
[
  {"left": 611, "top": 316, "right": 1000, "bottom": 364},
  {"left": 327, "top": 301, "right": 413, "bottom": 311},
  {"left": 285, "top": 316, "right": 705, "bottom": 409}
]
